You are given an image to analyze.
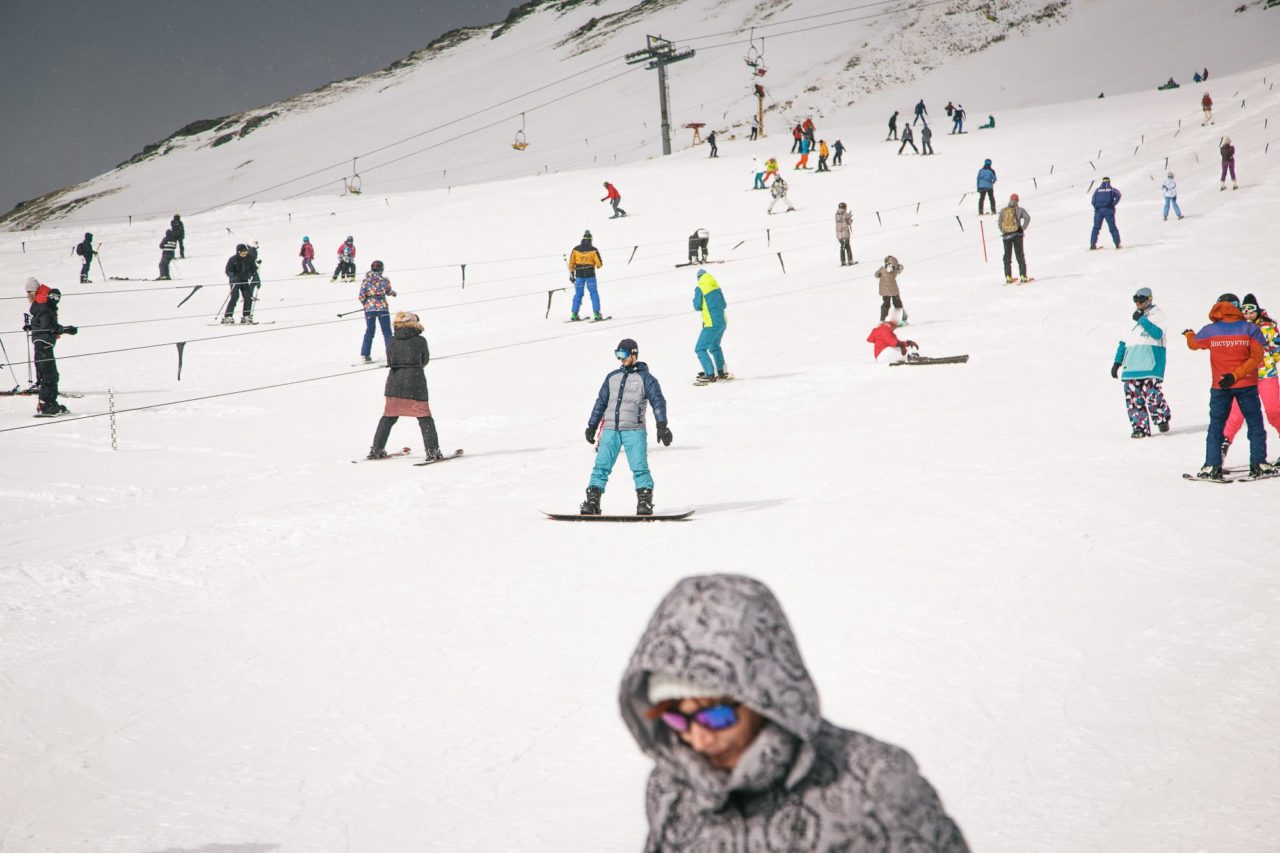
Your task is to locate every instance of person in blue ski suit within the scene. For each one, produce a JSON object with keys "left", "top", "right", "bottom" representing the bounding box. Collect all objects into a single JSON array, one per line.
[
  {"left": 581, "top": 338, "right": 671, "bottom": 516},
  {"left": 976, "top": 159, "right": 997, "bottom": 214},
  {"left": 1090, "top": 178, "right": 1122, "bottom": 249},
  {"left": 692, "top": 269, "right": 728, "bottom": 384}
]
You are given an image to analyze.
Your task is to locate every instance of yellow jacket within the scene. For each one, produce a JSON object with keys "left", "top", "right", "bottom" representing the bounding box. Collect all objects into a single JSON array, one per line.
[
  {"left": 569, "top": 244, "right": 603, "bottom": 277},
  {"left": 819, "top": 141, "right": 829, "bottom": 157}
]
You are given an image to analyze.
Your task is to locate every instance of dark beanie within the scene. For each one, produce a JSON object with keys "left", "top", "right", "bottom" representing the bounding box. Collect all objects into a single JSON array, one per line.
[
  {"left": 236, "top": 243, "right": 248, "bottom": 252},
  {"left": 1217, "top": 293, "right": 1240, "bottom": 306},
  {"left": 1242, "top": 293, "right": 1259, "bottom": 308},
  {"left": 583, "top": 230, "right": 592, "bottom": 241},
  {"left": 616, "top": 338, "right": 638, "bottom": 354}
]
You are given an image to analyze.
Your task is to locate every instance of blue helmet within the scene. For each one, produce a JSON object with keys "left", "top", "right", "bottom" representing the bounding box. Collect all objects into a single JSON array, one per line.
[
  {"left": 696, "top": 268, "right": 707, "bottom": 277},
  {"left": 302, "top": 236, "right": 310, "bottom": 242}
]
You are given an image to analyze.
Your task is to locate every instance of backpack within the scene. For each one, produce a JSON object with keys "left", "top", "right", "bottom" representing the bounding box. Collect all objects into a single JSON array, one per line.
[{"left": 998, "top": 205, "right": 1021, "bottom": 235}]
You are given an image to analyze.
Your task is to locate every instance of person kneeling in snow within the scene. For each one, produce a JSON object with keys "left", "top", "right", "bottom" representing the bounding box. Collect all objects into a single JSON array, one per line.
[{"left": 867, "top": 318, "right": 918, "bottom": 364}]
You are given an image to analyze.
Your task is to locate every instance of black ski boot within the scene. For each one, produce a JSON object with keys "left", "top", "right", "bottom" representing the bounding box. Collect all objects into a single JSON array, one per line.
[
  {"left": 580, "top": 487, "right": 602, "bottom": 516},
  {"left": 1249, "top": 462, "right": 1277, "bottom": 478},
  {"left": 367, "top": 447, "right": 388, "bottom": 460},
  {"left": 636, "top": 488, "right": 654, "bottom": 516}
]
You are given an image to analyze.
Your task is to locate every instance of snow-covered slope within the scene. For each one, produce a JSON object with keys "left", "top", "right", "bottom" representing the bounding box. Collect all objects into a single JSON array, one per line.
[
  {"left": 2, "top": 4, "right": 1280, "bottom": 852},
  {"left": 7, "top": 0, "right": 1278, "bottom": 230}
]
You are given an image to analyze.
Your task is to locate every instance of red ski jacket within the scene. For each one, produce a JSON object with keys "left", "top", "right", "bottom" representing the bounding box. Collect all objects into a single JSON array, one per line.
[
  {"left": 866, "top": 322, "right": 904, "bottom": 359},
  {"left": 1184, "top": 302, "right": 1266, "bottom": 387}
]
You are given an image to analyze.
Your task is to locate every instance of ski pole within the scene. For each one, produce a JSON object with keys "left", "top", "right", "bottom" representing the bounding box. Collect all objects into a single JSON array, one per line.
[
  {"left": 979, "top": 220, "right": 988, "bottom": 263},
  {"left": 23, "top": 316, "right": 33, "bottom": 383},
  {"left": 337, "top": 307, "right": 365, "bottom": 318},
  {"left": 96, "top": 248, "right": 108, "bottom": 282},
  {"left": 213, "top": 285, "right": 232, "bottom": 321}
]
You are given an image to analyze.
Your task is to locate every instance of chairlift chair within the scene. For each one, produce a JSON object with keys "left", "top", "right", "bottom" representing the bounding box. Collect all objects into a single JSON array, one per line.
[{"left": 511, "top": 113, "right": 530, "bottom": 150}]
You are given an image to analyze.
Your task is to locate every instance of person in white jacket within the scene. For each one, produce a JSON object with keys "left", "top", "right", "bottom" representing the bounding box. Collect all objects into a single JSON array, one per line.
[
  {"left": 751, "top": 157, "right": 765, "bottom": 190},
  {"left": 1160, "top": 172, "right": 1183, "bottom": 221}
]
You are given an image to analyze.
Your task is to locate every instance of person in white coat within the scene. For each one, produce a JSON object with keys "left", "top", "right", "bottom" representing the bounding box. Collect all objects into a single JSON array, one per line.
[
  {"left": 1160, "top": 172, "right": 1183, "bottom": 221},
  {"left": 1112, "top": 286, "right": 1172, "bottom": 438},
  {"left": 751, "top": 157, "right": 765, "bottom": 190}
]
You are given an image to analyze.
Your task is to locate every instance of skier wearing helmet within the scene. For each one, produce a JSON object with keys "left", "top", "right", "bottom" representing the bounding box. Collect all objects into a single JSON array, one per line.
[
  {"left": 357, "top": 260, "right": 396, "bottom": 363},
  {"left": 333, "top": 236, "right": 357, "bottom": 282}
]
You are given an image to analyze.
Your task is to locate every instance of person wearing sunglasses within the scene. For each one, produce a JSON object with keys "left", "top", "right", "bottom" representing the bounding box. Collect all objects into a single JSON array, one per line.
[
  {"left": 1184, "top": 293, "right": 1272, "bottom": 479},
  {"left": 1222, "top": 293, "right": 1280, "bottom": 463},
  {"left": 621, "top": 574, "right": 969, "bottom": 851},
  {"left": 1111, "top": 287, "right": 1171, "bottom": 439},
  {"left": 581, "top": 338, "right": 671, "bottom": 516}
]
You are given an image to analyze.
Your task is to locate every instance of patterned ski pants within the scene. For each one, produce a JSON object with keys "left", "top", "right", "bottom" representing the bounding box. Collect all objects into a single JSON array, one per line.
[{"left": 1124, "top": 378, "right": 1171, "bottom": 434}]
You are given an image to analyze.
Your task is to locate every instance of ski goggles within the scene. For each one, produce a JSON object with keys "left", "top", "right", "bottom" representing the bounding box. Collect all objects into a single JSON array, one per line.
[
  {"left": 615, "top": 349, "right": 632, "bottom": 359},
  {"left": 1241, "top": 303, "right": 1259, "bottom": 313},
  {"left": 655, "top": 702, "right": 740, "bottom": 734}
]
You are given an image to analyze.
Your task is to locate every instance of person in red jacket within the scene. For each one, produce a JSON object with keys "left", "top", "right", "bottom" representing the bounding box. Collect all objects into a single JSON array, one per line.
[
  {"left": 299, "top": 236, "right": 316, "bottom": 275},
  {"left": 1184, "top": 293, "right": 1272, "bottom": 479},
  {"left": 601, "top": 182, "right": 627, "bottom": 218},
  {"left": 866, "top": 319, "right": 917, "bottom": 364}
]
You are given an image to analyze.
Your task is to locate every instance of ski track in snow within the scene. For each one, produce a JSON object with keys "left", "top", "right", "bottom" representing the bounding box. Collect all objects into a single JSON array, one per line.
[{"left": 2, "top": 2, "right": 1280, "bottom": 850}]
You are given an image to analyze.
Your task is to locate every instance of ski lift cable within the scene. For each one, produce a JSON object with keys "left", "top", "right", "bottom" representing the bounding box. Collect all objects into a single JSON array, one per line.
[
  {"left": 679, "top": 0, "right": 911, "bottom": 43},
  {"left": 676, "top": 0, "right": 953, "bottom": 52}
]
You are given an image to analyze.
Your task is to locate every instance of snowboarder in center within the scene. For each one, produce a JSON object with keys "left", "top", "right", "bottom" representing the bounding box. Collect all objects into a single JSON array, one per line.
[
  {"left": 569, "top": 229, "right": 605, "bottom": 321},
  {"left": 580, "top": 338, "right": 671, "bottom": 516},
  {"left": 693, "top": 268, "right": 730, "bottom": 385},
  {"left": 1112, "top": 287, "right": 1171, "bottom": 439}
]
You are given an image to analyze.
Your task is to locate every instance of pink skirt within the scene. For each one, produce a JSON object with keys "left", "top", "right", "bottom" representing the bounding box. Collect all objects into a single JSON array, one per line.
[{"left": 383, "top": 396, "right": 431, "bottom": 418}]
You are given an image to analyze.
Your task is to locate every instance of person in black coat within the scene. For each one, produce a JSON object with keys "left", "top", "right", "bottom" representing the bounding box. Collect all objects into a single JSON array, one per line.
[
  {"left": 26, "top": 287, "right": 78, "bottom": 415},
  {"left": 222, "top": 244, "right": 257, "bottom": 323},
  {"left": 367, "top": 312, "right": 445, "bottom": 461},
  {"left": 75, "top": 232, "right": 95, "bottom": 282},
  {"left": 158, "top": 230, "right": 177, "bottom": 280},
  {"left": 170, "top": 214, "right": 186, "bottom": 258}
]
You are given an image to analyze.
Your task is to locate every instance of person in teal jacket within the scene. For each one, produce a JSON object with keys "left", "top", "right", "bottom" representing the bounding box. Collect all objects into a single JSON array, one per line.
[
  {"left": 1112, "top": 286, "right": 1171, "bottom": 438},
  {"left": 693, "top": 269, "right": 731, "bottom": 385}
]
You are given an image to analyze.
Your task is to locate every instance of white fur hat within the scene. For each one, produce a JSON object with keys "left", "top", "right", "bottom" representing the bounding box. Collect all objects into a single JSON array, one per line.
[
  {"left": 647, "top": 671, "right": 717, "bottom": 705},
  {"left": 24, "top": 277, "right": 40, "bottom": 293}
]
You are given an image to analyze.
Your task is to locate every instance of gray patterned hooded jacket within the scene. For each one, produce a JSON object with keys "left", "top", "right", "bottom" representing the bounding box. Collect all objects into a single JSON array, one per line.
[{"left": 619, "top": 574, "right": 969, "bottom": 853}]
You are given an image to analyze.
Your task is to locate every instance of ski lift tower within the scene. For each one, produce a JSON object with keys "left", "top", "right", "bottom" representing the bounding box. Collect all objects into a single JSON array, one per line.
[{"left": 625, "top": 35, "right": 695, "bottom": 156}]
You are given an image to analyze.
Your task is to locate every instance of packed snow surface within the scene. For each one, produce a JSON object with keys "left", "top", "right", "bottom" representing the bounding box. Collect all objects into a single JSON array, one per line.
[{"left": 2, "top": 1, "right": 1280, "bottom": 851}]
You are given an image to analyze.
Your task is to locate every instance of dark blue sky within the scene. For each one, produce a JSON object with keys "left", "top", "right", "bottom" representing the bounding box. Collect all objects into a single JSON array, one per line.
[{"left": 0, "top": 0, "right": 515, "bottom": 214}]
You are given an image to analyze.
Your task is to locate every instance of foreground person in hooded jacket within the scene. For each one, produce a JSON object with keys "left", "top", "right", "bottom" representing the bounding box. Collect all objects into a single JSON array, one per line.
[
  {"left": 620, "top": 574, "right": 969, "bottom": 852},
  {"left": 366, "top": 312, "right": 445, "bottom": 461}
]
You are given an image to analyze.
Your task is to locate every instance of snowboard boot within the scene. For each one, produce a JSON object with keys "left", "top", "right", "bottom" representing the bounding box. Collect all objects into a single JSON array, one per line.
[
  {"left": 694, "top": 372, "right": 717, "bottom": 385},
  {"left": 1157, "top": 420, "right": 1170, "bottom": 434},
  {"left": 1249, "top": 462, "right": 1276, "bottom": 478},
  {"left": 1196, "top": 464, "right": 1224, "bottom": 480},
  {"left": 367, "top": 447, "right": 388, "bottom": 460},
  {"left": 1019, "top": 276, "right": 1032, "bottom": 284},
  {"left": 39, "top": 402, "right": 69, "bottom": 416},
  {"left": 580, "top": 487, "right": 603, "bottom": 516},
  {"left": 716, "top": 370, "right": 734, "bottom": 381},
  {"left": 636, "top": 488, "right": 654, "bottom": 516}
]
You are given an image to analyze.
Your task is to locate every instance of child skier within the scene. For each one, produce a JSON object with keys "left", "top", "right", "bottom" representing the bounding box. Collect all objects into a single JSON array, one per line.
[
  {"left": 581, "top": 338, "right": 671, "bottom": 516},
  {"left": 568, "top": 230, "right": 604, "bottom": 321},
  {"left": 366, "top": 311, "right": 446, "bottom": 462},
  {"left": 875, "top": 255, "right": 908, "bottom": 324},
  {"left": 1112, "top": 287, "right": 1172, "bottom": 438},
  {"left": 866, "top": 319, "right": 917, "bottom": 364},
  {"left": 1160, "top": 172, "right": 1184, "bottom": 220},
  {"left": 333, "top": 236, "right": 357, "bottom": 282},
  {"left": 299, "top": 236, "right": 317, "bottom": 274},
  {"left": 693, "top": 269, "right": 729, "bottom": 385},
  {"left": 357, "top": 260, "right": 396, "bottom": 363},
  {"left": 767, "top": 176, "right": 795, "bottom": 214},
  {"left": 1201, "top": 92, "right": 1213, "bottom": 126},
  {"left": 1184, "top": 293, "right": 1272, "bottom": 479}
]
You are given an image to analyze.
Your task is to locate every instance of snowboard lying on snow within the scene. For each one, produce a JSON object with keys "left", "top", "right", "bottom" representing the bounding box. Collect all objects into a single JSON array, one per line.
[{"left": 543, "top": 509, "right": 695, "bottom": 522}]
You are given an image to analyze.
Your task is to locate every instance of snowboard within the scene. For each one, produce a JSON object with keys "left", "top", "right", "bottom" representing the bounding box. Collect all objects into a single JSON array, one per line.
[
  {"left": 353, "top": 360, "right": 384, "bottom": 367},
  {"left": 694, "top": 372, "right": 735, "bottom": 386},
  {"left": 352, "top": 446, "right": 413, "bottom": 463},
  {"left": 1182, "top": 469, "right": 1279, "bottom": 484},
  {"left": 891, "top": 355, "right": 970, "bottom": 366},
  {"left": 543, "top": 509, "right": 695, "bottom": 522},
  {"left": 413, "top": 449, "right": 464, "bottom": 466}
]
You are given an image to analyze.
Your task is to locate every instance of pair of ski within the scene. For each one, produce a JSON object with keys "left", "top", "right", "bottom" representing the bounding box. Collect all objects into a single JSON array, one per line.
[
  {"left": 565, "top": 316, "right": 612, "bottom": 324},
  {"left": 1182, "top": 466, "right": 1280, "bottom": 484},
  {"left": 674, "top": 260, "right": 726, "bottom": 268},
  {"left": 890, "top": 355, "right": 970, "bottom": 366},
  {"left": 352, "top": 447, "right": 464, "bottom": 466}
]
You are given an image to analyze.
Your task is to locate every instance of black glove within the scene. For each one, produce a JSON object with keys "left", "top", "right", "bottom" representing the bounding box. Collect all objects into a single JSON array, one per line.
[
  {"left": 62, "top": 326, "right": 78, "bottom": 335},
  {"left": 656, "top": 421, "right": 673, "bottom": 446},
  {"left": 22, "top": 323, "right": 31, "bottom": 332},
  {"left": 1132, "top": 309, "right": 1144, "bottom": 321},
  {"left": 1218, "top": 373, "right": 1236, "bottom": 389},
  {"left": 569, "top": 275, "right": 576, "bottom": 284},
  {"left": 585, "top": 425, "right": 596, "bottom": 444},
  {"left": 1111, "top": 362, "right": 1121, "bottom": 378},
  {"left": 1182, "top": 329, "right": 1194, "bottom": 336}
]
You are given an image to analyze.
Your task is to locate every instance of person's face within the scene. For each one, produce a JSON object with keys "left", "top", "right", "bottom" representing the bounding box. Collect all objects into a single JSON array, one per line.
[
  {"left": 616, "top": 351, "right": 637, "bottom": 367},
  {"left": 669, "top": 697, "right": 765, "bottom": 770},
  {"left": 26, "top": 292, "right": 36, "bottom": 304},
  {"left": 1242, "top": 305, "right": 1259, "bottom": 321}
]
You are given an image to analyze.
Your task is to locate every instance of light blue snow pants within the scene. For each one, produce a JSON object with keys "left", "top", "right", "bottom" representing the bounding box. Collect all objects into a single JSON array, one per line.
[
  {"left": 589, "top": 428, "right": 653, "bottom": 491},
  {"left": 695, "top": 324, "right": 727, "bottom": 375}
]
